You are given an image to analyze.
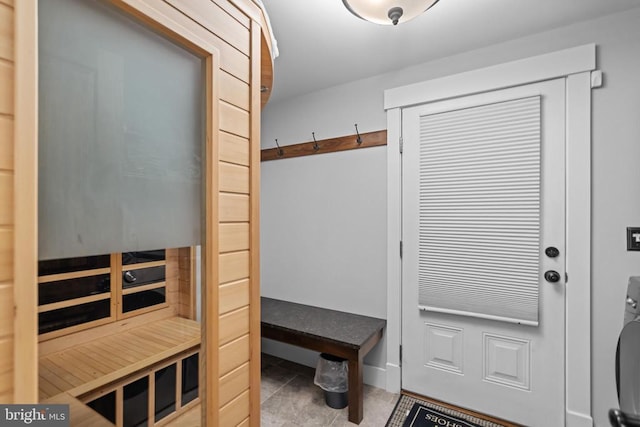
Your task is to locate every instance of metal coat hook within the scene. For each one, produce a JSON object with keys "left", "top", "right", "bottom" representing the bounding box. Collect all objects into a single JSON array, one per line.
[
  {"left": 354, "top": 124, "right": 362, "bottom": 145},
  {"left": 274, "top": 138, "right": 284, "bottom": 157},
  {"left": 312, "top": 132, "right": 320, "bottom": 151}
]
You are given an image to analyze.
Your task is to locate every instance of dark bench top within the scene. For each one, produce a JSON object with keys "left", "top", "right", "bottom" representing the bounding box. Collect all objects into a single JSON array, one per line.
[{"left": 261, "top": 297, "right": 386, "bottom": 350}]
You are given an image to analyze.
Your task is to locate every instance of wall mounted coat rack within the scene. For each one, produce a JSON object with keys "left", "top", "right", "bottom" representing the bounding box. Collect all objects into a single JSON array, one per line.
[{"left": 261, "top": 127, "right": 387, "bottom": 162}]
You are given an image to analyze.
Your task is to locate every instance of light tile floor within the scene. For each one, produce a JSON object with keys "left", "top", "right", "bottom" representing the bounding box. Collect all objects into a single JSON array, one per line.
[{"left": 261, "top": 353, "right": 400, "bottom": 426}]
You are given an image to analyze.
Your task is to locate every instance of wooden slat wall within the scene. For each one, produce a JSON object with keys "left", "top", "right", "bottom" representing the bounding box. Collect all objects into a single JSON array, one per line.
[
  {"left": 150, "top": 1, "right": 260, "bottom": 425},
  {"left": 216, "top": 5, "right": 253, "bottom": 417},
  {"left": 0, "top": 0, "right": 13, "bottom": 404}
]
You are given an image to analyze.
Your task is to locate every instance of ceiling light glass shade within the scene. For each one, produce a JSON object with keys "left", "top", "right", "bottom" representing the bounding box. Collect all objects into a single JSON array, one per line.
[{"left": 342, "top": 0, "right": 439, "bottom": 26}]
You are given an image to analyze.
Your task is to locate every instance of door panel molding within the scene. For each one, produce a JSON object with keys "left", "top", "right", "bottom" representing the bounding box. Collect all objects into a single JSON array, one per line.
[{"left": 385, "top": 45, "right": 596, "bottom": 426}]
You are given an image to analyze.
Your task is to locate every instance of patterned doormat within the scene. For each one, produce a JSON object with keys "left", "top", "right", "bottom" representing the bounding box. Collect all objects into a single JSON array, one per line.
[{"left": 385, "top": 395, "right": 507, "bottom": 427}]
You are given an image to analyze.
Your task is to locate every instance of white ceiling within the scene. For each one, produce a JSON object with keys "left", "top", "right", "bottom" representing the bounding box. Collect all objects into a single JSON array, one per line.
[{"left": 262, "top": 0, "right": 640, "bottom": 104}]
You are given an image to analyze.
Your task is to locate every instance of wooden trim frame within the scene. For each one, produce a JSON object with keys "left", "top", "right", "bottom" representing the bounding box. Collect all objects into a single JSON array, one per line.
[
  {"left": 203, "top": 53, "right": 220, "bottom": 426},
  {"left": 249, "top": 20, "right": 261, "bottom": 427},
  {"left": 261, "top": 129, "right": 387, "bottom": 162},
  {"left": 385, "top": 44, "right": 597, "bottom": 426},
  {"left": 38, "top": 268, "right": 112, "bottom": 283},
  {"left": 14, "top": 0, "right": 39, "bottom": 404}
]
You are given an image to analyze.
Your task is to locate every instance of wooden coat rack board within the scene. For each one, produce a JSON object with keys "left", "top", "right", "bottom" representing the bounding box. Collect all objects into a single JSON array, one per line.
[{"left": 261, "top": 129, "right": 387, "bottom": 161}]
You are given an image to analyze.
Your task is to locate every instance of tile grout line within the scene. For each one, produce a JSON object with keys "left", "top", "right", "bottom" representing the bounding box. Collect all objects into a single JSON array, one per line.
[{"left": 260, "top": 371, "right": 301, "bottom": 407}]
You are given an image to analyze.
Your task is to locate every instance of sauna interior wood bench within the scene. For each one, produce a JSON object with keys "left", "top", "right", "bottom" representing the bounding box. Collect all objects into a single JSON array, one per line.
[
  {"left": 260, "top": 297, "right": 386, "bottom": 425},
  {"left": 38, "top": 316, "right": 200, "bottom": 426}
]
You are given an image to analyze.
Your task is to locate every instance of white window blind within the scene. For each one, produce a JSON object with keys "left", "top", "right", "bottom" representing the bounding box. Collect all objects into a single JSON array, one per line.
[{"left": 417, "top": 96, "right": 541, "bottom": 325}]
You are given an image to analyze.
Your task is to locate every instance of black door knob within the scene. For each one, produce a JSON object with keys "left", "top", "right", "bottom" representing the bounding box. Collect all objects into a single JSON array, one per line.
[
  {"left": 544, "top": 270, "right": 561, "bottom": 283},
  {"left": 545, "top": 247, "right": 560, "bottom": 258}
]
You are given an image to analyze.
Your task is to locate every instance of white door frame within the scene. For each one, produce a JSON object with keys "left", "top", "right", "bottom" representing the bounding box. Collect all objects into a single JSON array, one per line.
[{"left": 384, "top": 44, "right": 599, "bottom": 427}]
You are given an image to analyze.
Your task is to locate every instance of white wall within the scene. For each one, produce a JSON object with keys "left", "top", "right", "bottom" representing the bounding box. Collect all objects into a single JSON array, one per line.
[
  {"left": 261, "top": 8, "right": 640, "bottom": 425},
  {"left": 260, "top": 146, "right": 389, "bottom": 378}
]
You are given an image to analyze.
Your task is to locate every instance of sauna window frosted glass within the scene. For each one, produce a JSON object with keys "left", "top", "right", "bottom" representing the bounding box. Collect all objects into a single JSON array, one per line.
[{"left": 38, "top": 0, "right": 204, "bottom": 261}]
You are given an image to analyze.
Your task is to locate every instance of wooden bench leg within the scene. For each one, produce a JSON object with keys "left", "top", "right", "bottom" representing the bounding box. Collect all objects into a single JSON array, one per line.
[{"left": 347, "top": 352, "right": 364, "bottom": 424}]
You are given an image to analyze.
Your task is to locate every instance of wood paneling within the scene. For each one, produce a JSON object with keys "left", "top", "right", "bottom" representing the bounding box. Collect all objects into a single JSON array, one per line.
[
  {"left": 261, "top": 129, "right": 388, "bottom": 161},
  {"left": 0, "top": 370, "right": 12, "bottom": 398},
  {"left": 249, "top": 21, "right": 263, "bottom": 427},
  {"left": 0, "top": 116, "right": 13, "bottom": 171},
  {"left": 0, "top": 229, "right": 12, "bottom": 281},
  {"left": 203, "top": 53, "right": 220, "bottom": 425},
  {"left": 220, "top": 71, "right": 249, "bottom": 111},
  {"left": 219, "top": 223, "right": 250, "bottom": 253},
  {"left": 219, "top": 335, "right": 249, "bottom": 377},
  {"left": 219, "top": 279, "right": 249, "bottom": 315},
  {"left": 219, "top": 362, "right": 249, "bottom": 407},
  {"left": 219, "top": 389, "right": 250, "bottom": 426},
  {"left": 0, "top": 62, "right": 12, "bottom": 115},
  {"left": 219, "top": 162, "right": 250, "bottom": 194},
  {"left": 220, "top": 101, "right": 250, "bottom": 138},
  {"left": 220, "top": 43, "right": 250, "bottom": 83},
  {"left": 219, "top": 251, "right": 249, "bottom": 284},
  {"left": 220, "top": 193, "right": 250, "bottom": 222},
  {"left": 0, "top": 4, "right": 12, "bottom": 61},
  {"left": 219, "top": 307, "right": 249, "bottom": 346},
  {"left": 0, "top": 172, "right": 12, "bottom": 224},
  {"left": 178, "top": 247, "right": 196, "bottom": 320},
  {"left": 14, "top": 0, "right": 37, "bottom": 403},
  {"left": 220, "top": 131, "right": 249, "bottom": 166},
  {"left": 0, "top": 284, "right": 12, "bottom": 336},
  {"left": 213, "top": 0, "right": 251, "bottom": 28},
  {"left": 0, "top": 338, "right": 12, "bottom": 375},
  {"left": 165, "top": 0, "right": 250, "bottom": 55},
  {"left": 165, "top": 248, "right": 180, "bottom": 308},
  {"left": 260, "top": 30, "right": 273, "bottom": 107}
]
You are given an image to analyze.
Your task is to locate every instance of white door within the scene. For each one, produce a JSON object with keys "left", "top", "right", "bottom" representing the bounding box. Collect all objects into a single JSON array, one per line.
[{"left": 401, "top": 79, "right": 566, "bottom": 426}]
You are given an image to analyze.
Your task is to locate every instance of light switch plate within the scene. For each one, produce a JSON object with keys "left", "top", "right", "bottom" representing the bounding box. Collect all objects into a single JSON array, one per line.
[{"left": 627, "top": 227, "right": 640, "bottom": 251}]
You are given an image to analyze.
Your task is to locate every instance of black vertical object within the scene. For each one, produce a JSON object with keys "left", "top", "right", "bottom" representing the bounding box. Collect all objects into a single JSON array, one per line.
[
  {"left": 87, "top": 391, "right": 116, "bottom": 424},
  {"left": 124, "top": 376, "right": 149, "bottom": 427},
  {"left": 155, "top": 364, "right": 177, "bottom": 421},
  {"left": 181, "top": 353, "right": 199, "bottom": 405}
]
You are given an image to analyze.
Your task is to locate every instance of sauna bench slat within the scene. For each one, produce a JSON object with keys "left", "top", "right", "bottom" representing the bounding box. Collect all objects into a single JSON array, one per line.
[{"left": 38, "top": 316, "right": 200, "bottom": 401}]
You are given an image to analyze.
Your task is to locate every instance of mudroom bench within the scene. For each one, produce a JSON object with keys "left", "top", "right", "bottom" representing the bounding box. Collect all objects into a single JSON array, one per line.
[{"left": 260, "top": 297, "right": 386, "bottom": 425}]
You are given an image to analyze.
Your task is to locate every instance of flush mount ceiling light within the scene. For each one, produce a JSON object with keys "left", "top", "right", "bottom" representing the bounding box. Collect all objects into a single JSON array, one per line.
[{"left": 342, "top": 0, "right": 439, "bottom": 26}]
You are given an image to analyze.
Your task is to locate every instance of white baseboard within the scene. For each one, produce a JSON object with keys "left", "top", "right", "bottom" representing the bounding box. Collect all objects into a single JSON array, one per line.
[
  {"left": 385, "top": 362, "right": 401, "bottom": 394},
  {"left": 363, "top": 364, "right": 387, "bottom": 389}
]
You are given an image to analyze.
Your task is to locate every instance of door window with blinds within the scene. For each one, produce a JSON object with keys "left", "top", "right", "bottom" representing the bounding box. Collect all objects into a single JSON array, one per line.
[{"left": 416, "top": 96, "right": 541, "bottom": 324}]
